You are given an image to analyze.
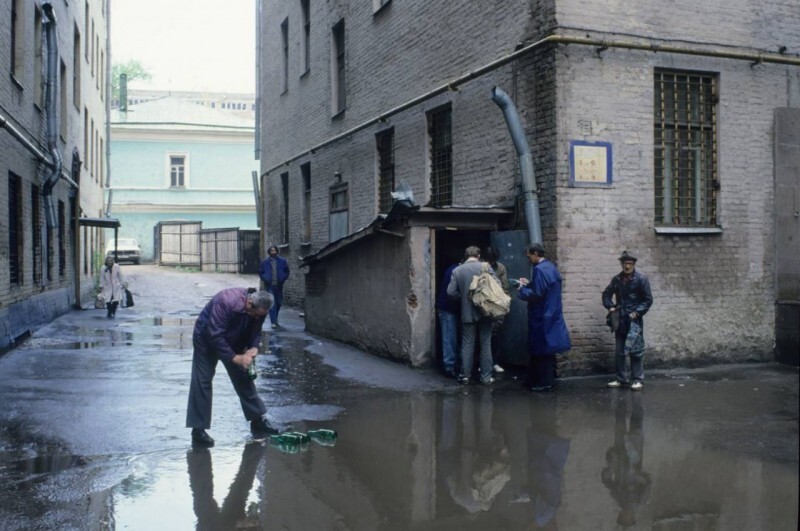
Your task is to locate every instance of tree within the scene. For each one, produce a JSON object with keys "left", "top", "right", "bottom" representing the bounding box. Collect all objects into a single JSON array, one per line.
[{"left": 111, "top": 60, "right": 152, "bottom": 105}]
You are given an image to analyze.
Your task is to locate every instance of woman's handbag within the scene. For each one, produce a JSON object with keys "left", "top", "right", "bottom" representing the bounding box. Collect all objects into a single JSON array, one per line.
[
  {"left": 95, "top": 294, "right": 106, "bottom": 309},
  {"left": 125, "top": 288, "right": 134, "bottom": 308}
]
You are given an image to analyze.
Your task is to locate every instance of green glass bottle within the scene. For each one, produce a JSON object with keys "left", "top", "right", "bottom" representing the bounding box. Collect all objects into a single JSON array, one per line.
[
  {"left": 308, "top": 429, "right": 338, "bottom": 446},
  {"left": 247, "top": 358, "right": 257, "bottom": 380}
]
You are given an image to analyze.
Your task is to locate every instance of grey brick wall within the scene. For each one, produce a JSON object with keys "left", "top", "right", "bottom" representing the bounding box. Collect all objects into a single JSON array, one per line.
[
  {"left": 259, "top": 0, "right": 799, "bottom": 370},
  {"left": 1, "top": 0, "right": 107, "bottom": 350}
]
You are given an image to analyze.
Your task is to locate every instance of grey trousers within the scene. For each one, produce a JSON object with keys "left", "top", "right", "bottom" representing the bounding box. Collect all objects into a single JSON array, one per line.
[
  {"left": 186, "top": 344, "right": 267, "bottom": 429},
  {"left": 459, "top": 319, "right": 494, "bottom": 383},
  {"left": 615, "top": 332, "right": 644, "bottom": 383}
]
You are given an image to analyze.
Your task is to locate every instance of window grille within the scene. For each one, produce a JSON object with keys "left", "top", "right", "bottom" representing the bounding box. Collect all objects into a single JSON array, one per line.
[
  {"left": 428, "top": 106, "right": 452, "bottom": 207},
  {"left": 376, "top": 128, "right": 395, "bottom": 213},
  {"left": 654, "top": 70, "right": 718, "bottom": 227}
]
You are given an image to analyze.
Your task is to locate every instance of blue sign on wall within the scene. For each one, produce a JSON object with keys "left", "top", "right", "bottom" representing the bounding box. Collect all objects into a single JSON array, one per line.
[{"left": 569, "top": 140, "right": 613, "bottom": 187}]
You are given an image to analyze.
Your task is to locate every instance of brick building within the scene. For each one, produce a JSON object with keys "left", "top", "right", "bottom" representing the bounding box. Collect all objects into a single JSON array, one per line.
[
  {"left": 2, "top": 0, "right": 109, "bottom": 350},
  {"left": 257, "top": 0, "right": 800, "bottom": 372}
]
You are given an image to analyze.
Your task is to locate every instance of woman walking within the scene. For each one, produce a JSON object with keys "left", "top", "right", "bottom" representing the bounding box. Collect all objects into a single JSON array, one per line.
[{"left": 101, "top": 255, "right": 125, "bottom": 318}]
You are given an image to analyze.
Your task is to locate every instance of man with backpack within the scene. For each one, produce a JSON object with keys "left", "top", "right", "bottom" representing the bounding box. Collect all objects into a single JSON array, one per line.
[
  {"left": 447, "top": 246, "right": 502, "bottom": 385},
  {"left": 516, "top": 243, "right": 571, "bottom": 392}
]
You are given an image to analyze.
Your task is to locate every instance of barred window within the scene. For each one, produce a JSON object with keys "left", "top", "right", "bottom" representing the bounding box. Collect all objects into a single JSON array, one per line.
[
  {"left": 654, "top": 70, "right": 718, "bottom": 227},
  {"left": 428, "top": 105, "right": 452, "bottom": 207},
  {"left": 376, "top": 128, "right": 395, "bottom": 214},
  {"left": 58, "top": 200, "right": 66, "bottom": 277},
  {"left": 329, "top": 181, "right": 348, "bottom": 242}
]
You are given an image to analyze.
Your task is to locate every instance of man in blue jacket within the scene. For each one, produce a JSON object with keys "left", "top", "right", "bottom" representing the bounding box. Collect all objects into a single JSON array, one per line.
[
  {"left": 186, "top": 288, "right": 278, "bottom": 447},
  {"left": 516, "top": 243, "right": 571, "bottom": 392},
  {"left": 602, "top": 250, "right": 653, "bottom": 390},
  {"left": 259, "top": 245, "right": 290, "bottom": 328}
]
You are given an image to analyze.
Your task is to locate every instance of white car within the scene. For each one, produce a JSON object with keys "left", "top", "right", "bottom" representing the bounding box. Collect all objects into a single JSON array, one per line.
[{"left": 105, "top": 238, "right": 141, "bottom": 264}]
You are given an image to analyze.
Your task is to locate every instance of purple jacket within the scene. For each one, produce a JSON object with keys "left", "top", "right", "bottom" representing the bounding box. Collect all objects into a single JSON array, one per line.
[{"left": 193, "top": 288, "right": 266, "bottom": 361}]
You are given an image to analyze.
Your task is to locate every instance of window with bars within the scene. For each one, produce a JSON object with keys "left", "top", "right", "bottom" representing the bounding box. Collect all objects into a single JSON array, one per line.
[
  {"left": 301, "top": 163, "right": 312, "bottom": 242},
  {"left": 8, "top": 173, "right": 22, "bottom": 285},
  {"left": 281, "top": 172, "right": 290, "bottom": 244},
  {"left": 31, "top": 185, "right": 42, "bottom": 284},
  {"left": 427, "top": 105, "right": 452, "bottom": 207},
  {"left": 654, "top": 70, "right": 718, "bottom": 227},
  {"left": 376, "top": 128, "right": 395, "bottom": 213},
  {"left": 170, "top": 155, "right": 186, "bottom": 187}
]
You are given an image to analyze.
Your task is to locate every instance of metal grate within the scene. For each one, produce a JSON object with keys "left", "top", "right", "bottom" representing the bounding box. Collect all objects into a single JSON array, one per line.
[
  {"left": 376, "top": 128, "right": 395, "bottom": 213},
  {"left": 428, "top": 106, "right": 452, "bottom": 207},
  {"left": 654, "top": 70, "right": 718, "bottom": 226}
]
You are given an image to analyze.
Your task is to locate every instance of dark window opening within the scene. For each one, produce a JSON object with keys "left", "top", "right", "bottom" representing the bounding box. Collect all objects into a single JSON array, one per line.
[
  {"left": 8, "top": 173, "right": 22, "bottom": 285},
  {"left": 376, "top": 128, "right": 395, "bottom": 213},
  {"left": 281, "top": 172, "right": 290, "bottom": 244}
]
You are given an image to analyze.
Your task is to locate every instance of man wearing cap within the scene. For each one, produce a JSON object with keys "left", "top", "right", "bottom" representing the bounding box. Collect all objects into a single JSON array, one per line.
[{"left": 602, "top": 251, "right": 653, "bottom": 390}]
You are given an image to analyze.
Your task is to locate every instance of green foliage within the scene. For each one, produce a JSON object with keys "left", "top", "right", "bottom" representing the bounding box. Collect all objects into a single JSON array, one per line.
[{"left": 111, "top": 60, "right": 152, "bottom": 103}]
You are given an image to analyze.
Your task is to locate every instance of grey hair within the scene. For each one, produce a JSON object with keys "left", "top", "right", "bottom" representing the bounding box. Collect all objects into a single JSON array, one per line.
[
  {"left": 464, "top": 245, "right": 481, "bottom": 259},
  {"left": 248, "top": 290, "right": 274, "bottom": 311}
]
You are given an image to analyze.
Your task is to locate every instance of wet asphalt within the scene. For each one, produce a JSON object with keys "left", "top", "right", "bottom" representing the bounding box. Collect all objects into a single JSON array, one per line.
[{"left": 0, "top": 265, "right": 797, "bottom": 530}]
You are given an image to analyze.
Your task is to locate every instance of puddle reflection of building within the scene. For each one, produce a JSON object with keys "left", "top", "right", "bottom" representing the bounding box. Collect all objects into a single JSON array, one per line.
[
  {"left": 187, "top": 444, "right": 266, "bottom": 530},
  {"left": 601, "top": 392, "right": 651, "bottom": 528},
  {"left": 527, "top": 397, "right": 570, "bottom": 530}
]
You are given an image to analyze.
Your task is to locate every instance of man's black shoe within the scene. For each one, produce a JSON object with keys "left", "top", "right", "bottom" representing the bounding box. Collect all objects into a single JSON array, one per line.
[
  {"left": 191, "top": 428, "right": 215, "bottom": 447},
  {"left": 251, "top": 417, "right": 285, "bottom": 439}
]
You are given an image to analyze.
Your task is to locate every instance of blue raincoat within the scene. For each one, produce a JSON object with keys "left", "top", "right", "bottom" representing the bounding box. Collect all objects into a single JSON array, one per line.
[{"left": 517, "top": 259, "right": 571, "bottom": 356}]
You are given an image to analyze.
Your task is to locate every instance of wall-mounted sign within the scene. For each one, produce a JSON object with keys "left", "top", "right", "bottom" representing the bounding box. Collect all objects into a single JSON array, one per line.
[{"left": 569, "top": 140, "right": 612, "bottom": 187}]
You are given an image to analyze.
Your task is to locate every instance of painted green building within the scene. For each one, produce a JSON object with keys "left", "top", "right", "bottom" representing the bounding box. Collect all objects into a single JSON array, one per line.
[{"left": 109, "top": 95, "right": 258, "bottom": 261}]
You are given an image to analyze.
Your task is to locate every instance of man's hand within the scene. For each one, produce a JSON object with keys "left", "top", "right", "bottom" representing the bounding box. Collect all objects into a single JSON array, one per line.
[
  {"left": 629, "top": 311, "right": 639, "bottom": 320},
  {"left": 232, "top": 348, "right": 258, "bottom": 369},
  {"left": 518, "top": 278, "right": 529, "bottom": 287}
]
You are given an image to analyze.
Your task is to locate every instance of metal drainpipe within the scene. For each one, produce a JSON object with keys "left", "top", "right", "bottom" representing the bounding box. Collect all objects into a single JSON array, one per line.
[
  {"left": 42, "top": 2, "right": 62, "bottom": 230},
  {"left": 264, "top": 33, "right": 799, "bottom": 175},
  {"left": 491, "top": 86, "right": 542, "bottom": 245}
]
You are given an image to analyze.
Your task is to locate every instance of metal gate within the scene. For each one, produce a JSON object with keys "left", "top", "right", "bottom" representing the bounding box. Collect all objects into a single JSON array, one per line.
[
  {"left": 155, "top": 221, "right": 202, "bottom": 267},
  {"left": 238, "top": 230, "right": 260, "bottom": 274}
]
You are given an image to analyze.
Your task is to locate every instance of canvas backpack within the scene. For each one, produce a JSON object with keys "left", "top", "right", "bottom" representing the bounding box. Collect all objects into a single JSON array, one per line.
[{"left": 469, "top": 263, "right": 511, "bottom": 320}]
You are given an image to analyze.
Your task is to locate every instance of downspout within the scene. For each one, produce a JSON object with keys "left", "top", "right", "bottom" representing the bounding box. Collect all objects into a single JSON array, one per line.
[
  {"left": 491, "top": 86, "right": 542, "bottom": 245},
  {"left": 42, "top": 2, "right": 62, "bottom": 230},
  {"left": 105, "top": 0, "right": 112, "bottom": 213}
]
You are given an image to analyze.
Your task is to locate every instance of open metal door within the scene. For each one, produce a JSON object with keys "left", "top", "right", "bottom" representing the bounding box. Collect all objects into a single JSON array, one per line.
[{"left": 491, "top": 230, "right": 530, "bottom": 367}]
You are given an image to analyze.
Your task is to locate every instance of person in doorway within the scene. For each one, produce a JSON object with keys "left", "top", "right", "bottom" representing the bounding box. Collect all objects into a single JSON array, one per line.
[
  {"left": 100, "top": 255, "right": 125, "bottom": 319},
  {"left": 483, "top": 246, "right": 510, "bottom": 374},
  {"left": 186, "top": 288, "right": 281, "bottom": 447},
  {"left": 602, "top": 251, "right": 653, "bottom": 391},
  {"left": 447, "top": 246, "right": 497, "bottom": 385},
  {"left": 436, "top": 259, "right": 461, "bottom": 379},
  {"left": 516, "top": 243, "right": 571, "bottom": 392},
  {"left": 258, "top": 245, "right": 290, "bottom": 328}
]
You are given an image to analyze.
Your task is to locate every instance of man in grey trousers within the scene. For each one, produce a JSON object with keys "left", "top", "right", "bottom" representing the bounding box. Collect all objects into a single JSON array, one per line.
[{"left": 447, "top": 245, "right": 497, "bottom": 385}]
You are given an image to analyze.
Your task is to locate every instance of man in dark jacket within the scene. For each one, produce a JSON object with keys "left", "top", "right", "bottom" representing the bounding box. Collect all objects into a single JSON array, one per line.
[
  {"left": 186, "top": 288, "right": 279, "bottom": 447},
  {"left": 436, "top": 261, "right": 461, "bottom": 378},
  {"left": 602, "top": 251, "right": 653, "bottom": 390},
  {"left": 258, "top": 245, "right": 290, "bottom": 328},
  {"left": 516, "top": 243, "right": 571, "bottom": 392}
]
